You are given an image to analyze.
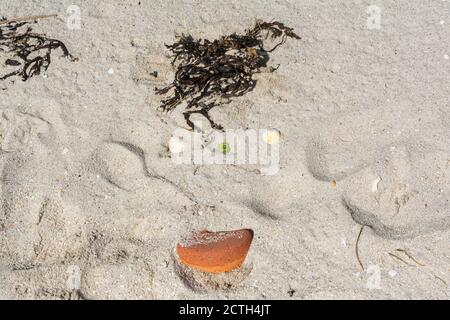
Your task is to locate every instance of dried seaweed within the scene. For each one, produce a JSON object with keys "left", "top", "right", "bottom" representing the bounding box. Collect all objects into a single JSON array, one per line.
[
  {"left": 395, "top": 249, "right": 425, "bottom": 267},
  {"left": 355, "top": 226, "right": 365, "bottom": 271},
  {"left": 155, "top": 20, "right": 300, "bottom": 130},
  {"left": 0, "top": 16, "right": 76, "bottom": 82}
]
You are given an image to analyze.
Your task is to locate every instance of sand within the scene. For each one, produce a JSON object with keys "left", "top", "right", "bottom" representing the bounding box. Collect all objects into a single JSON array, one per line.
[{"left": 0, "top": 0, "right": 449, "bottom": 299}]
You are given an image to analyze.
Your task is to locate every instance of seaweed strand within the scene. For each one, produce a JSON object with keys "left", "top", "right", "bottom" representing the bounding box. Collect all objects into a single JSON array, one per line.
[
  {"left": 155, "top": 20, "right": 300, "bottom": 130},
  {"left": 0, "top": 17, "right": 76, "bottom": 82}
]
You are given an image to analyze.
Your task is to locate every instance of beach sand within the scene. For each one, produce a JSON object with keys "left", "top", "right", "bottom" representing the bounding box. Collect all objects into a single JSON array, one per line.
[{"left": 0, "top": 0, "right": 449, "bottom": 299}]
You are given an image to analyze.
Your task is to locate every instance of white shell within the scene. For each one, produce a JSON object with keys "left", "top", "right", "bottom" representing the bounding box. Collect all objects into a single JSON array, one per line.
[{"left": 169, "top": 136, "right": 186, "bottom": 154}]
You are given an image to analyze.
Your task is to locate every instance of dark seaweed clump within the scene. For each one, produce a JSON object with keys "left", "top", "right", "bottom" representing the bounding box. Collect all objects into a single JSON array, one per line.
[
  {"left": 155, "top": 21, "right": 300, "bottom": 130},
  {"left": 0, "top": 17, "right": 76, "bottom": 82}
]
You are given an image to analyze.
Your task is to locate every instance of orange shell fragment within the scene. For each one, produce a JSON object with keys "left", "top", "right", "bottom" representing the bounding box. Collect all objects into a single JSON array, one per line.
[{"left": 176, "top": 229, "right": 254, "bottom": 274}]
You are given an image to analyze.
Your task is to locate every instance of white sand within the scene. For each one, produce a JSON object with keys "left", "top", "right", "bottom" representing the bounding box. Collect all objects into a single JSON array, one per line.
[{"left": 0, "top": 0, "right": 449, "bottom": 299}]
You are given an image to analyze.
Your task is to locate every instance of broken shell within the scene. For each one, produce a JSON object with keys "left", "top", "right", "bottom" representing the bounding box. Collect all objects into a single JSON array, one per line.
[
  {"left": 176, "top": 229, "right": 254, "bottom": 274},
  {"left": 262, "top": 130, "right": 281, "bottom": 145}
]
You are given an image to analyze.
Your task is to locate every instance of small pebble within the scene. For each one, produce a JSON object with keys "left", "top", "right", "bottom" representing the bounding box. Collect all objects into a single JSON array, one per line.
[{"left": 388, "top": 270, "right": 397, "bottom": 278}]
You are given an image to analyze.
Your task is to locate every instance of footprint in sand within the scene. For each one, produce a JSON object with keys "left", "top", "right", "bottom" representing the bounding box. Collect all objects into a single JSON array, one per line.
[
  {"left": 0, "top": 103, "right": 86, "bottom": 265},
  {"left": 305, "top": 108, "right": 449, "bottom": 238},
  {"left": 342, "top": 143, "right": 450, "bottom": 239},
  {"left": 306, "top": 136, "right": 379, "bottom": 182},
  {"left": 0, "top": 264, "right": 83, "bottom": 299},
  {"left": 89, "top": 141, "right": 150, "bottom": 191},
  {"left": 80, "top": 238, "right": 154, "bottom": 299},
  {"left": 85, "top": 119, "right": 196, "bottom": 208}
]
